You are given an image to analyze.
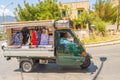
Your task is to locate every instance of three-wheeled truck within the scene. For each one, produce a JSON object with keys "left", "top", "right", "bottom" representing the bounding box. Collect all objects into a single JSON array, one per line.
[{"left": 1, "top": 20, "right": 92, "bottom": 72}]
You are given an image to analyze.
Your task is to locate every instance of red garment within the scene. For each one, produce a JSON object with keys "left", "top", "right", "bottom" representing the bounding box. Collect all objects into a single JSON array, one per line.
[{"left": 31, "top": 30, "right": 37, "bottom": 45}]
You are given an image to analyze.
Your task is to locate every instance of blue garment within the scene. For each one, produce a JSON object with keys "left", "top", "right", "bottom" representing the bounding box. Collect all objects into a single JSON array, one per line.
[
  {"left": 13, "top": 32, "right": 22, "bottom": 45},
  {"left": 60, "top": 38, "right": 73, "bottom": 44},
  {"left": 40, "top": 34, "right": 48, "bottom": 45},
  {"left": 60, "top": 38, "right": 74, "bottom": 50}
]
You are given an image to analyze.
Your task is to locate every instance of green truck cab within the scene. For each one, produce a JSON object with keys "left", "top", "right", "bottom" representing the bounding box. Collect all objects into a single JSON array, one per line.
[{"left": 1, "top": 20, "right": 92, "bottom": 72}]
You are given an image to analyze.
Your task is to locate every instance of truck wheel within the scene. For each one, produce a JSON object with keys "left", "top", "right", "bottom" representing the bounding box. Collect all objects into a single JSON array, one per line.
[
  {"left": 80, "top": 57, "right": 91, "bottom": 69},
  {"left": 21, "top": 61, "right": 33, "bottom": 72}
]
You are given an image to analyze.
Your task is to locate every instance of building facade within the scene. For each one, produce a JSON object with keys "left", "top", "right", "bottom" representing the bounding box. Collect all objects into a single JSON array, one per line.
[
  {"left": 60, "top": 1, "right": 90, "bottom": 19},
  {"left": 112, "top": 0, "right": 119, "bottom": 5}
]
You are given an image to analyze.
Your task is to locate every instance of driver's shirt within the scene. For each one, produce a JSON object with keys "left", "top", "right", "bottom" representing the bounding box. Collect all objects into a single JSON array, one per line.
[
  {"left": 60, "top": 38, "right": 73, "bottom": 44},
  {"left": 60, "top": 37, "right": 75, "bottom": 50}
]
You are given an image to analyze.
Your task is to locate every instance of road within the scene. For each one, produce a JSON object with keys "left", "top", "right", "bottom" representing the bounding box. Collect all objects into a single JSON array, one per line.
[{"left": 0, "top": 42, "right": 120, "bottom": 80}]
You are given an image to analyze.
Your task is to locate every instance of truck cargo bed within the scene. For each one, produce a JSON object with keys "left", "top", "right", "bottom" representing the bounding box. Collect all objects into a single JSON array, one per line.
[{"left": 3, "top": 48, "right": 54, "bottom": 58}]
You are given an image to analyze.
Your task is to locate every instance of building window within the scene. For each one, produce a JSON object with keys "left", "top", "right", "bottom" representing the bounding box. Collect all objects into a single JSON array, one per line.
[
  {"left": 78, "top": 10, "right": 83, "bottom": 16},
  {"left": 62, "top": 11, "right": 66, "bottom": 17}
]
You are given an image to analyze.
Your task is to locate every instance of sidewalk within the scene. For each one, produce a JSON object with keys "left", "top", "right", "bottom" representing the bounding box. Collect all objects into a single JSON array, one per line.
[{"left": 85, "top": 40, "right": 120, "bottom": 48}]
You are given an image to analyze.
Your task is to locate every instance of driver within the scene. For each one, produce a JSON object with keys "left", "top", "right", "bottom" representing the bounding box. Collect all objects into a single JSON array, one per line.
[
  {"left": 60, "top": 32, "right": 73, "bottom": 44},
  {"left": 59, "top": 32, "right": 78, "bottom": 55}
]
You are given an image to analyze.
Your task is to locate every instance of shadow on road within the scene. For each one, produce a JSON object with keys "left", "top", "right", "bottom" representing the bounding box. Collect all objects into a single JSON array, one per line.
[
  {"left": 14, "top": 61, "right": 98, "bottom": 74},
  {"left": 92, "top": 57, "right": 107, "bottom": 80}
]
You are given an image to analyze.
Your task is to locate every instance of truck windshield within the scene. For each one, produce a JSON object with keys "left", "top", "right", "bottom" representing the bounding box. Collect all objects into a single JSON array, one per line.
[
  {"left": 72, "top": 30, "right": 80, "bottom": 40},
  {"left": 71, "top": 30, "right": 85, "bottom": 47}
]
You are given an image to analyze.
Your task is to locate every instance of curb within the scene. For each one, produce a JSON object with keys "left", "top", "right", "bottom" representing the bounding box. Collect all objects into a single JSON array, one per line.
[{"left": 85, "top": 40, "right": 120, "bottom": 48}]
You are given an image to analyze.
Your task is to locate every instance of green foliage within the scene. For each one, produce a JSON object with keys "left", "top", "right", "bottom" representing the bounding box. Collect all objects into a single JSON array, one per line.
[
  {"left": 14, "top": 0, "right": 61, "bottom": 21},
  {"left": 73, "top": 11, "right": 106, "bottom": 35},
  {"left": 94, "top": 0, "right": 117, "bottom": 23},
  {"left": 94, "top": 18, "right": 106, "bottom": 32},
  {"left": 74, "top": 11, "right": 96, "bottom": 29},
  {"left": 73, "top": 19, "right": 80, "bottom": 29},
  {"left": 78, "top": 11, "right": 89, "bottom": 28}
]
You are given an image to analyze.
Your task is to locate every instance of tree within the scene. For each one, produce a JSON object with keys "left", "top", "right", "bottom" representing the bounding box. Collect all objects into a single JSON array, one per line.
[
  {"left": 94, "top": 17, "right": 106, "bottom": 36},
  {"left": 73, "top": 19, "right": 80, "bottom": 29},
  {"left": 14, "top": 0, "right": 61, "bottom": 21},
  {"left": 94, "top": 0, "right": 117, "bottom": 23},
  {"left": 76, "top": 11, "right": 96, "bottom": 30},
  {"left": 78, "top": 11, "right": 89, "bottom": 29},
  {"left": 73, "top": 11, "right": 106, "bottom": 35}
]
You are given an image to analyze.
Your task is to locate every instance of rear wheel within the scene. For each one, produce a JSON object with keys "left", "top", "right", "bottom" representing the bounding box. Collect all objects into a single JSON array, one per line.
[
  {"left": 80, "top": 57, "right": 91, "bottom": 69},
  {"left": 21, "top": 61, "right": 33, "bottom": 72}
]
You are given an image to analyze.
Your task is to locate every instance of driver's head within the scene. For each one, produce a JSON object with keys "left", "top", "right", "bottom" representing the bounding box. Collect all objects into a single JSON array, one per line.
[{"left": 64, "top": 32, "right": 69, "bottom": 38}]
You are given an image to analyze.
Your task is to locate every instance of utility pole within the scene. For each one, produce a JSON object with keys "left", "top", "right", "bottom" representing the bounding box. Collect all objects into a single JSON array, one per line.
[
  {"left": 2, "top": 2, "right": 13, "bottom": 22},
  {"left": 117, "top": 0, "right": 120, "bottom": 30}
]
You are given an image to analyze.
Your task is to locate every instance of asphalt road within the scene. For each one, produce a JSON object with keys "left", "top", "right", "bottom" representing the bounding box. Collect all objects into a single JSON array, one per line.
[{"left": 0, "top": 41, "right": 120, "bottom": 80}]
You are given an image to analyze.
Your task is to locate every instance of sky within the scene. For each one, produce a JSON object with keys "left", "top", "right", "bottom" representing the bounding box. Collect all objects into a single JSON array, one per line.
[{"left": 0, "top": 0, "right": 96, "bottom": 16}]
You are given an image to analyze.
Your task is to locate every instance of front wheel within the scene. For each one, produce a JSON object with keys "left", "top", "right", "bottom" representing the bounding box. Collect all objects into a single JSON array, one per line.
[
  {"left": 21, "top": 61, "right": 33, "bottom": 72},
  {"left": 80, "top": 57, "right": 91, "bottom": 69}
]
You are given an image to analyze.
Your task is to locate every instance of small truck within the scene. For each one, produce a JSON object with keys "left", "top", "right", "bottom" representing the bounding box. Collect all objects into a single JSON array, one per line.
[{"left": 1, "top": 20, "right": 91, "bottom": 72}]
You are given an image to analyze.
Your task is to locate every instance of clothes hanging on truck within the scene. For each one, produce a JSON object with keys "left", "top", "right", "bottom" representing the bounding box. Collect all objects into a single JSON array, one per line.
[
  {"left": 48, "top": 33, "right": 53, "bottom": 45},
  {"left": 36, "top": 30, "right": 42, "bottom": 45},
  {"left": 13, "top": 32, "right": 22, "bottom": 45},
  {"left": 11, "top": 26, "right": 53, "bottom": 48},
  {"left": 40, "top": 29, "right": 48, "bottom": 45},
  {"left": 21, "top": 27, "right": 30, "bottom": 45},
  {"left": 31, "top": 30, "right": 37, "bottom": 45}
]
